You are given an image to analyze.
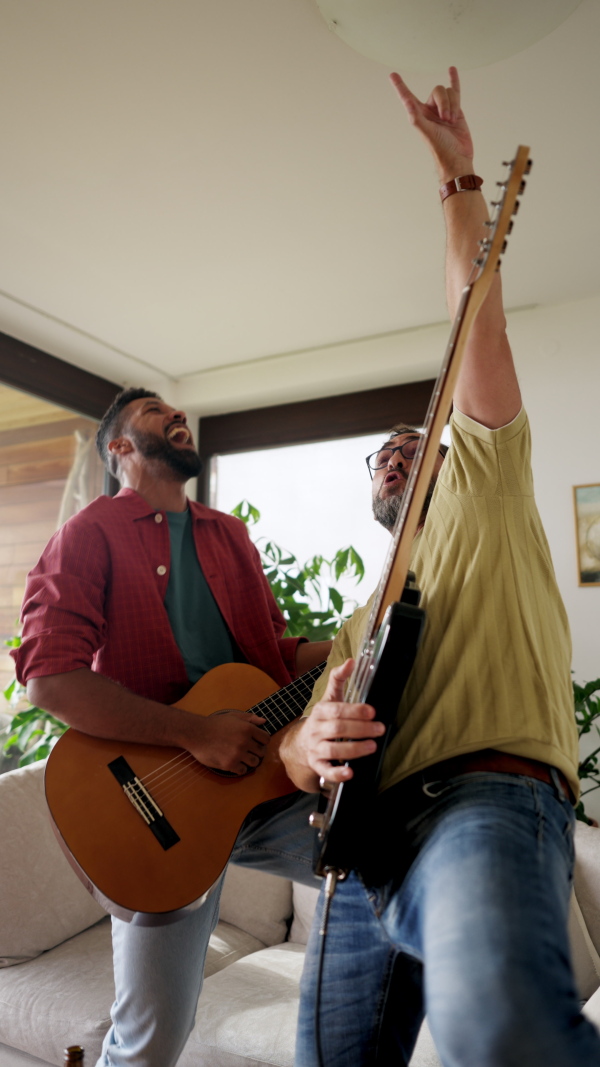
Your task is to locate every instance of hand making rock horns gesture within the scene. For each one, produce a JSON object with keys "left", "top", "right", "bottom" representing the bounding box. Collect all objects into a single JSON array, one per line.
[{"left": 390, "top": 67, "right": 475, "bottom": 181}]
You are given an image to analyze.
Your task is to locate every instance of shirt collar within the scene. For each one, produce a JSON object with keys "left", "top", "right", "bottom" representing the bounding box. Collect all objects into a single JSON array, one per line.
[{"left": 114, "top": 488, "right": 220, "bottom": 522}]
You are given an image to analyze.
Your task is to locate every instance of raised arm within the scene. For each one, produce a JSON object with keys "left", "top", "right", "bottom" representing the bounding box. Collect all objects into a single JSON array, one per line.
[{"left": 391, "top": 67, "right": 522, "bottom": 429}]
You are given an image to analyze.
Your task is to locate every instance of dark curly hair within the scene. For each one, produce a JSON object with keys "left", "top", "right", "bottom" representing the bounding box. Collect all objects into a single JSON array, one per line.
[
  {"left": 96, "top": 387, "right": 161, "bottom": 476},
  {"left": 385, "top": 422, "right": 449, "bottom": 458}
]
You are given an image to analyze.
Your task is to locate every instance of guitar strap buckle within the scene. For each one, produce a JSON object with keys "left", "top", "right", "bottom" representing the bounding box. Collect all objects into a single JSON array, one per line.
[{"left": 421, "top": 777, "right": 447, "bottom": 798}]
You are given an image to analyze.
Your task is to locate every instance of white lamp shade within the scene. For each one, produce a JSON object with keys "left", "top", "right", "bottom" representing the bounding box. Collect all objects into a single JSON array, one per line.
[{"left": 314, "top": 0, "right": 585, "bottom": 71}]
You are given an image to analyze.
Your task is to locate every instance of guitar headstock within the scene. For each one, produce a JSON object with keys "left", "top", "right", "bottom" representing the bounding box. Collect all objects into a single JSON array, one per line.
[{"left": 472, "top": 145, "right": 531, "bottom": 284}]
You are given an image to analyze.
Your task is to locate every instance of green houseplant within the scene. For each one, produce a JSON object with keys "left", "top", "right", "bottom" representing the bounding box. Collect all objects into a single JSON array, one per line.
[
  {"left": 2, "top": 500, "right": 365, "bottom": 768},
  {"left": 229, "top": 500, "right": 364, "bottom": 641},
  {"left": 2, "top": 635, "right": 68, "bottom": 767},
  {"left": 574, "top": 677, "right": 600, "bottom": 824}
]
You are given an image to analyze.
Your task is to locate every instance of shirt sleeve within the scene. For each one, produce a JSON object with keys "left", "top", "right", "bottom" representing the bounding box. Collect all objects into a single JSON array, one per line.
[
  {"left": 13, "top": 516, "right": 111, "bottom": 684},
  {"left": 301, "top": 601, "right": 371, "bottom": 716},
  {"left": 441, "top": 406, "right": 533, "bottom": 498}
]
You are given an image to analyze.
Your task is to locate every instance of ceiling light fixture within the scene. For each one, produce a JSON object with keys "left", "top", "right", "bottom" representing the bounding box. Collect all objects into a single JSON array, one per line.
[{"left": 313, "top": 0, "right": 585, "bottom": 71}]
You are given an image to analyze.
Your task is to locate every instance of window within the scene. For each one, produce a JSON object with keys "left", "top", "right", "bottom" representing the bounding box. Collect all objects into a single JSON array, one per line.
[
  {"left": 214, "top": 432, "right": 390, "bottom": 605},
  {"left": 0, "top": 384, "right": 105, "bottom": 694},
  {"left": 202, "top": 380, "right": 446, "bottom": 608}
]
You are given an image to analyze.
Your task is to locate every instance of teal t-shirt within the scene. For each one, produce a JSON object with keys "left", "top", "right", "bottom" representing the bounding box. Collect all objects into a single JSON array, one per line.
[{"left": 163, "top": 509, "right": 234, "bottom": 684}]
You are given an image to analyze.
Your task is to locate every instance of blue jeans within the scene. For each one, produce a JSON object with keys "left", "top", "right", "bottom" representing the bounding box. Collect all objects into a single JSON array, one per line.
[
  {"left": 296, "top": 771, "right": 600, "bottom": 1067},
  {"left": 97, "top": 791, "right": 319, "bottom": 1067}
]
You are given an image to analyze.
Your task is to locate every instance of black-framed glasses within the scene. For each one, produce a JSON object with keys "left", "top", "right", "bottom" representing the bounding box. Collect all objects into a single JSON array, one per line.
[
  {"left": 365, "top": 436, "right": 446, "bottom": 479},
  {"left": 365, "top": 437, "right": 422, "bottom": 479}
]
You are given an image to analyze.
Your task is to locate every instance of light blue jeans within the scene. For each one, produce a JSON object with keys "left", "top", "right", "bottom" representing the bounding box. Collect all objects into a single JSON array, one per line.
[
  {"left": 97, "top": 791, "right": 319, "bottom": 1067},
  {"left": 296, "top": 771, "right": 600, "bottom": 1067}
]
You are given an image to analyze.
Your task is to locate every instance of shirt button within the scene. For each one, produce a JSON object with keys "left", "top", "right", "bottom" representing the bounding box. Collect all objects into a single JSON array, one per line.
[
  {"left": 155, "top": 513, "right": 163, "bottom": 523},
  {"left": 157, "top": 565, "right": 167, "bottom": 576}
]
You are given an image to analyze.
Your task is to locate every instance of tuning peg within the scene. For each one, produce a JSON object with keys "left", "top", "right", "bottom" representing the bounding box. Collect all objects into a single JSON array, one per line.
[
  {"left": 496, "top": 181, "right": 507, "bottom": 189},
  {"left": 472, "top": 257, "right": 485, "bottom": 268},
  {"left": 478, "top": 238, "right": 491, "bottom": 250},
  {"left": 507, "top": 220, "right": 514, "bottom": 235},
  {"left": 501, "top": 240, "right": 508, "bottom": 254},
  {"left": 525, "top": 159, "right": 533, "bottom": 174},
  {"left": 512, "top": 200, "right": 520, "bottom": 215},
  {"left": 519, "top": 180, "right": 526, "bottom": 194}
]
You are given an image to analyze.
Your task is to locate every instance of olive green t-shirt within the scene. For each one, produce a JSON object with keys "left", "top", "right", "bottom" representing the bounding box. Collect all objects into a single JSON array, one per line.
[{"left": 304, "top": 408, "right": 579, "bottom": 799}]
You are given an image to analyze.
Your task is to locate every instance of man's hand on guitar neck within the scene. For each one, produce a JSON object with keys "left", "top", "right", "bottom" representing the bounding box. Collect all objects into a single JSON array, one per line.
[
  {"left": 280, "top": 659, "right": 385, "bottom": 793},
  {"left": 391, "top": 67, "right": 522, "bottom": 431}
]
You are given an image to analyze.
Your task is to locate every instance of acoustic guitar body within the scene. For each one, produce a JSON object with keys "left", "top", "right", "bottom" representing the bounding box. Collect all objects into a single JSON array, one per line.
[{"left": 45, "top": 663, "right": 300, "bottom": 925}]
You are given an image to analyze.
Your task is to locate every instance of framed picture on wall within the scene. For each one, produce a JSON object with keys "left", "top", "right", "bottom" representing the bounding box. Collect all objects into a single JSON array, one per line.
[{"left": 573, "top": 484, "right": 600, "bottom": 586}]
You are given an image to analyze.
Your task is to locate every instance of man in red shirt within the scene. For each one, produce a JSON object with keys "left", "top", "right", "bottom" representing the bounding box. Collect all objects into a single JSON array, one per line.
[{"left": 15, "top": 388, "right": 329, "bottom": 1065}]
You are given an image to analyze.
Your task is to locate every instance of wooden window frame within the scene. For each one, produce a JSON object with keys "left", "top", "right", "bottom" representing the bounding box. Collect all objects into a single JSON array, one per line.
[
  {"left": 0, "top": 330, "right": 120, "bottom": 419},
  {"left": 197, "top": 378, "right": 437, "bottom": 503},
  {"left": 0, "top": 329, "right": 122, "bottom": 494}
]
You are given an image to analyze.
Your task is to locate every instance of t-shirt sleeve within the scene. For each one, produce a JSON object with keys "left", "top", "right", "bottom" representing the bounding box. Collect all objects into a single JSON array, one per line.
[
  {"left": 441, "top": 406, "right": 533, "bottom": 499},
  {"left": 13, "top": 517, "right": 110, "bottom": 684},
  {"left": 302, "top": 600, "right": 372, "bottom": 716}
]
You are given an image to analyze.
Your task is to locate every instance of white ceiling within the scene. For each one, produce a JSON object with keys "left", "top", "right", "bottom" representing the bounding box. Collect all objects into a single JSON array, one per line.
[{"left": 1, "top": 0, "right": 599, "bottom": 409}]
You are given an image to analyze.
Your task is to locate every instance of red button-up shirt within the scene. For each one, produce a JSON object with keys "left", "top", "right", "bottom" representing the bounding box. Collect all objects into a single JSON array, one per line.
[{"left": 14, "top": 489, "right": 301, "bottom": 703}]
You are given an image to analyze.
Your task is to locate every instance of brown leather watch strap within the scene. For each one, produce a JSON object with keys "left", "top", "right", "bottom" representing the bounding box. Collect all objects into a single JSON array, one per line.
[{"left": 439, "top": 174, "right": 483, "bottom": 202}]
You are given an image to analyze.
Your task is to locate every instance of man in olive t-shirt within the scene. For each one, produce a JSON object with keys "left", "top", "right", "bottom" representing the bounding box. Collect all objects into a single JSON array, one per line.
[{"left": 280, "top": 69, "right": 597, "bottom": 1067}]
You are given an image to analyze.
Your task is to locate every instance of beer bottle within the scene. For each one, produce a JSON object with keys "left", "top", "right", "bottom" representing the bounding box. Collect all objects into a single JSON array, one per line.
[{"left": 63, "top": 1048, "right": 84, "bottom": 1064}]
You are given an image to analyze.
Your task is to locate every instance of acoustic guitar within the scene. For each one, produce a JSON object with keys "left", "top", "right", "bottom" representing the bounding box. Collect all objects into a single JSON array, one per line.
[{"left": 45, "top": 660, "right": 325, "bottom": 924}]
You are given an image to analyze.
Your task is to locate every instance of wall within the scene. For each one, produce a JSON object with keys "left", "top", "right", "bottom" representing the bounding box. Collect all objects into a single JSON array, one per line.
[
  {"left": 506, "top": 298, "right": 600, "bottom": 685},
  {"left": 509, "top": 298, "right": 600, "bottom": 821}
]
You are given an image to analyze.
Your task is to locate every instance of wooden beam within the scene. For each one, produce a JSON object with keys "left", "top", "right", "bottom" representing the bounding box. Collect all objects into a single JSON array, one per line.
[
  {"left": 0, "top": 331, "right": 121, "bottom": 421},
  {"left": 197, "top": 379, "right": 436, "bottom": 502}
]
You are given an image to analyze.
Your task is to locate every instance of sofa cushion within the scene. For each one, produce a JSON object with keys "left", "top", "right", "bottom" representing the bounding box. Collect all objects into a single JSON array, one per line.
[
  {"left": 221, "top": 864, "right": 293, "bottom": 947},
  {"left": 574, "top": 823, "right": 600, "bottom": 956},
  {"left": 569, "top": 892, "right": 600, "bottom": 1000},
  {"left": 0, "top": 911, "right": 268, "bottom": 1066},
  {"left": 207, "top": 922, "right": 269, "bottom": 976},
  {"left": 181, "top": 943, "right": 306, "bottom": 1067},
  {"left": 288, "top": 882, "right": 320, "bottom": 946},
  {"left": 184, "top": 942, "right": 441, "bottom": 1067},
  {"left": 410, "top": 1022, "right": 442, "bottom": 1067},
  {"left": 0, "top": 919, "right": 113, "bottom": 1066},
  {"left": 0, "top": 1044, "right": 55, "bottom": 1067},
  {"left": 0, "top": 761, "right": 106, "bottom": 967}
]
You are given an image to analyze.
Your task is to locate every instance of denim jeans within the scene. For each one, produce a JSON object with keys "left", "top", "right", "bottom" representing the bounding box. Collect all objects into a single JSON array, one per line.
[
  {"left": 296, "top": 772, "right": 600, "bottom": 1067},
  {"left": 97, "top": 791, "right": 319, "bottom": 1067}
]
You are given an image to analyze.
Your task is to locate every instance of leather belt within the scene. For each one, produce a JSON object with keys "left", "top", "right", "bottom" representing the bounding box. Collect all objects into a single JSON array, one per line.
[{"left": 420, "top": 749, "right": 573, "bottom": 803}]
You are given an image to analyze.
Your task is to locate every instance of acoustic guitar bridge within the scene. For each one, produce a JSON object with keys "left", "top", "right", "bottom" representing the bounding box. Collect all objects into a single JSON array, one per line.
[{"left": 108, "top": 756, "right": 180, "bottom": 851}]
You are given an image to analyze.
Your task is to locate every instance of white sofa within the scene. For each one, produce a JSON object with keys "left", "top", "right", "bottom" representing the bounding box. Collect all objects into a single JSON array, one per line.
[{"left": 2, "top": 761, "right": 600, "bottom": 1067}]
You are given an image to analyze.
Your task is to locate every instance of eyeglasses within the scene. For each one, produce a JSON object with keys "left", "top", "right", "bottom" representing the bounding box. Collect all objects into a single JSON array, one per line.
[
  {"left": 365, "top": 436, "right": 445, "bottom": 479},
  {"left": 365, "top": 437, "right": 422, "bottom": 479}
]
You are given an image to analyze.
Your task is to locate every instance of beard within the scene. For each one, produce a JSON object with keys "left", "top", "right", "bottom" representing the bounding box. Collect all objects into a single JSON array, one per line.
[
  {"left": 129, "top": 428, "right": 202, "bottom": 480},
  {"left": 372, "top": 480, "right": 436, "bottom": 533},
  {"left": 372, "top": 493, "right": 401, "bottom": 533}
]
